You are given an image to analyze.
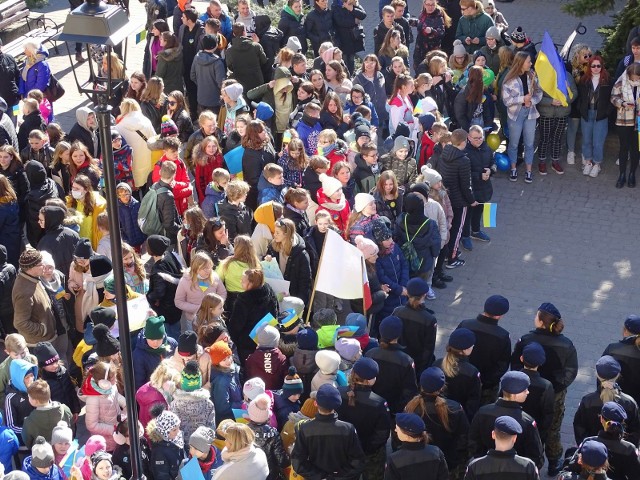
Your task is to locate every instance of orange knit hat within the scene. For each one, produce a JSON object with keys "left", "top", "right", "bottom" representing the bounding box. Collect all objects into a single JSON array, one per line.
[{"left": 209, "top": 341, "right": 232, "bottom": 365}]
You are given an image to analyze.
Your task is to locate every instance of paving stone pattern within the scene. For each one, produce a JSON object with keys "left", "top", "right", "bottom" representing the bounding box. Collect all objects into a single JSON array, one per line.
[{"left": 33, "top": 0, "right": 634, "bottom": 475}]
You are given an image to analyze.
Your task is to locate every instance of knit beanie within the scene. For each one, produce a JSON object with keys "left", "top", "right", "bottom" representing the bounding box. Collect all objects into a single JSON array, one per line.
[
  {"left": 282, "top": 366, "right": 304, "bottom": 395},
  {"left": 485, "top": 25, "right": 500, "bottom": 40},
  {"left": 296, "top": 328, "right": 318, "bottom": 350},
  {"left": 224, "top": 83, "right": 244, "bottom": 102},
  {"left": 3, "top": 472, "right": 30, "bottom": 480},
  {"left": 371, "top": 219, "right": 392, "bottom": 243},
  {"left": 257, "top": 325, "right": 280, "bottom": 348},
  {"left": 90, "top": 255, "right": 112, "bottom": 278},
  {"left": 19, "top": 248, "right": 43, "bottom": 271},
  {"left": 189, "top": 426, "right": 215, "bottom": 453},
  {"left": 33, "top": 342, "right": 59, "bottom": 367},
  {"left": 392, "top": 136, "right": 409, "bottom": 153},
  {"left": 91, "top": 451, "right": 113, "bottom": 472},
  {"left": 286, "top": 36, "right": 302, "bottom": 52},
  {"left": 161, "top": 116, "right": 179, "bottom": 137},
  {"left": 247, "top": 393, "right": 272, "bottom": 424},
  {"left": 354, "top": 193, "right": 375, "bottom": 214},
  {"left": 319, "top": 173, "right": 342, "bottom": 197},
  {"left": 144, "top": 316, "right": 166, "bottom": 340},
  {"left": 74, "top": 238, "right": 93, "bottom": 259},
  {"left": 315, "top": 350, "right": 340, "bottom": 375},
  {"left": 345, "top": 313, "right": 367, "bottom": 337},
  {"left": 103, "top": 274, "right": 116, "bottom": 295},
  {"left": 90, "top": 306, "right": 117, "bottom": 329},
  {"left": 178, "top": 331, "right": 198, "bottom": 356},
  {"left": 180, "top": 360, "right": 202, "bottom": 391},
  {"left": 31, "top": 437, "right": 54, "bottom": 468},
  {"left": 510, "top": 26, "right": 527, "bottom": 43},
  {"left": 85, "top": 435, "right": 107, "bottom": 457},
  {"left": 243, "top": 377, "right": 266, "bottom": 402},
  {"left": 418, "top": 113, "right": 436, "bottom": 132},
  {"left": 453, "top": 40, "right": 466, "bottom": 56},
  {"left": 335, "top": 338, "right": 361, "bottom": 362},
  {"left": 94, "top": 324, "right": 120, "bottom": 357},
  {"left": 354, "top": 124, "right": 371, "bottom": 141},
  {"left": 300, "top": 397, "right": 318, "bottom": 418},
  {"left": 51, "top": 421, "right": 73, "bottom": 445},
  {"left": 155, "top": 410, "right": 181, "bottom": 442},
  {"left": 146, "top": 235, "right": 170, "bottom": 256},
  {"left": 420, "top": 166, "right": 442, "bottom": 187},
  {"left": 209, "top": 341, "right": 232, "bottom": 365},
  {"left": 354, "top": 235, "right": 378, "bottom": 259}
]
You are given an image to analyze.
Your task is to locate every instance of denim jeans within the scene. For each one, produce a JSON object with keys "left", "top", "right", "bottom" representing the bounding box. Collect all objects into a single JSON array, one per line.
[
  {"left": 566, "top": 117, "right": 580, "bottom": 153},
  {"left": 507, "top": 108, "right": 537, "bottom": 166},
  {"left": 580, "top": 110, "right": 608, "bottom": 164}
]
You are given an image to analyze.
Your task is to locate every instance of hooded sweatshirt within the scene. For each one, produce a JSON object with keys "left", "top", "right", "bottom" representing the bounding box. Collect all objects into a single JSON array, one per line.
[
  {"left": 68, "top": 107, "right": 99, "bottom": 157},
  {"left": 25, "top": 161, "right": 60, "bottom": 246},
  {"left": 5, "top": 359, "right": 38, "bottom": 436},
  {"left": 37, "top": 205, "right": 80, "bottom": 277}
]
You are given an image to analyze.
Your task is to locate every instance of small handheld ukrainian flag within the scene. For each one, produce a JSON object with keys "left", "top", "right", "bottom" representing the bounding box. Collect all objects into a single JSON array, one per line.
[{"left": 535, "top": 31, "right": 573, "bottom": 107}]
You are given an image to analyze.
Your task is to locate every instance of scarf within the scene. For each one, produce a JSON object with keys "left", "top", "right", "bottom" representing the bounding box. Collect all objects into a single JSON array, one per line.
[
  {"left": 221, "top": 445, "right": 253, "bottom": 463},
  {"left": 146, "top": 339, "right": 170, "bottom": 357},
  {"left": 22, "top": 52, "right": 46, "bottom": 81},
  {"left": 302, "top": 113, "right": 318, "bottom": 127},
  {"left": 283, "top": 5, "right": 302, "bottom": 21},
  {"left": 81, "top": 271, "right": 111, "bottom": 323},
  {"left": 90, "top": 378, "right": 114, "bottom": 395},
  {"left": 619, "top": 72, "right": 640, "bottom": 111},
  {"left": 321, "top": 194, "right": 346, "bottom": 212}
]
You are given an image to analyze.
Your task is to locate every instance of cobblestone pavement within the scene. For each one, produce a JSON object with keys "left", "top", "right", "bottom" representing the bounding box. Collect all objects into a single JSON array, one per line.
[{"left": 32, "top": 0, "right": 634, "bottom": 475}]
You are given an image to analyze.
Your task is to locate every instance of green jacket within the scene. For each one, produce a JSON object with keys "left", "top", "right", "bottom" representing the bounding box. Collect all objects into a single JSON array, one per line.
[
  {"left": 317, "top": 325, "right": 340, "bottom": 349},
  {"left": 455, "top": 12, "right": 495, "bottom": 54},
  {"left": 22, "top": 402, "right": 73, "bottom": 448}
]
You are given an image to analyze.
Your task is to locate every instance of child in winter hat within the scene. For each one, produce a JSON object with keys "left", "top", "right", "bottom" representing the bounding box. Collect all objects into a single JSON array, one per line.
[
  {"left": 345, "top": 312, "right": 379, "bottom": 354},
  {"left": 188, "top": 426, "right": 223, "bottom": 479},
  {"left": 111, "top": 417, "right": 151, "bottom": 480},
  {"left": 147, "top": 410, "right": 184, "bottom": 480},
  {"left": 171, "top": 360, "right": 215, "bottom": 444},
  {"left": 24, "top": 436, "right": 64, "bottom": 480},
  {"left": 335, "top": 337, "right": 362, "bottom": 376},
  {"left": 311, "top": 350, "right": 347, "bottom": 392},
  {"left": 312, "top": 308, "right": 340, "bottom": 349},
  {"left": 273, "top": 366, "right": 303, "bottom": 429},
  {"left": 50, "top": 421, "right": 73, "bottom": 464},
  {"left": 79, "top": 435, "right": 107, "bottom": 480},
  {"left": 245, "top": 325, "right": 289, "bottom": 391},
  {"left": 247, "top": 393, "right": 272, "bottom": 424},
  {"left": 242, "top": 377, "right": 278, "bottom": 428},
  {"left": 291, "top": 329, "right": 319, "bottom": 399},
  {"left": 209, "top": 341, "right": 243, "bottom": 425},
  {"left": 90, "top": 451, "right": 122, "bottom": 480}
]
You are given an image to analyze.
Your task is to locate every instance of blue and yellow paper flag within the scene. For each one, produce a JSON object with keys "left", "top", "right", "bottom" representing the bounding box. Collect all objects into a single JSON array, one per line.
[
  {"left": 249, "top": 313, "right": 278, "bottom": 344},
  {"left": 483, "top": 203, "right": 497, "bottom": 228},
  {"left": 535, "top": 31, "right": 573, "bottom": 107},
  {"left": 136, "top": 29, "right": 147, "bottom": 44},
  {"left": 180, "top": 457, "right": 206, "bottom": 480},
  {"left": 59, "top": 441, "right": 84, "bottom": 477},
  {"left": 12, "top": 104, "right": 19, "bottom": 117},
  {"left": 224, "top": 145, "right": 245, "bottom": 179},
  {"left": 333, "top": 325, "right": 360, "bottom": 343},
  {"left": 232, "top": 408, "right": 249, "bottom": 424}
]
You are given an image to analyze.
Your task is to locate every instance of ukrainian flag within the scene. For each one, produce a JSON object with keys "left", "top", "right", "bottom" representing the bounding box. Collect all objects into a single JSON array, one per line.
[{"left": 535, "top": 31, "right": 573, "bottom": 107}]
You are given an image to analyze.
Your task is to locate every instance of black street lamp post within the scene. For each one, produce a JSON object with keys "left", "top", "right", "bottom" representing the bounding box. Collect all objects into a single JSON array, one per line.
[{"left": 56, "top": 3, "right": 145, "bottom": 479}]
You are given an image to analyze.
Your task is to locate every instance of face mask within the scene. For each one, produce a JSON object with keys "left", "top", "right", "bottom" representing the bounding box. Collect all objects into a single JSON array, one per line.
[
  {"left": 71, "top": 190, "right": 84, "bottom": 200},
  {"left": 183, "top": 223, "right": 190, "bottom": 230},
  {"left": 197, "top": 273, "right": 209, "bottom": 280}
]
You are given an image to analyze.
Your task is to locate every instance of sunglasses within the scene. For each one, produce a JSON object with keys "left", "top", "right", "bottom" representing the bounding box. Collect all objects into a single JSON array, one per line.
[
  {"left": 583, "top": 53, "right": 592, "bottom": 59},
  {"left": 590, "top": 64, "right": 602, "bottom": 68}
]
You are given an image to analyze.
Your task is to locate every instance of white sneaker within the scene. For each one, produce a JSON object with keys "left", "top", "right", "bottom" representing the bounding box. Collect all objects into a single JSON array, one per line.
[
  {"left": 589, "top": 163, "right": 601, "bottom": 178},
  {"left": 582, "top": 155, "right": 588, "bottom": 166},
  {"left": 567, "top": 151, "right": 575, "bottom": 165},
  {"left": 583, "top": 163, "right": 593, "bottom": 176},
  {"left": 426, "top": 287, "right": 436, "bottom": 300}
]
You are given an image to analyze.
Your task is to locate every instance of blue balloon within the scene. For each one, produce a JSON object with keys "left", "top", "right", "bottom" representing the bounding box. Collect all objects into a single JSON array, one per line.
[{"left": 495, "top": 152, "right": 510, "bottom": 172}]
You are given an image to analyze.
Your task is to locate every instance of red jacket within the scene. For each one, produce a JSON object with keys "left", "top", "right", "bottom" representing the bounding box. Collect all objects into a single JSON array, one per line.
[
  {"left": 316, "top": 187, "right": 351, "bottom": 236},
  {"left": 323, "top": 150, "right": 347, "bottom": 172},
  {"left": 419, "top": 132, "right": 436, "bottom": 169},
  {"left": 152, "top": 155, "right": 193, "bottom": 216},
  {"left": 244, "top": 347, "right": 289, "bottom": 391},
  {"left": 194, "top": 153, "right": 224, "bottom": 204}
]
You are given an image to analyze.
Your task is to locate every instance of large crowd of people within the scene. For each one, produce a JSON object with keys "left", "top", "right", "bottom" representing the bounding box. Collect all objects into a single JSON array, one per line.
[{"left": 0, "top": 0, "right": 638, "bottom": 478}]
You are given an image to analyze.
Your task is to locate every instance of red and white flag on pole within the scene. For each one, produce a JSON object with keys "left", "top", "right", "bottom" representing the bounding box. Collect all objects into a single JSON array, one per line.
[{"left": 315, "top": 230, "right": 372, "bottom": 310}]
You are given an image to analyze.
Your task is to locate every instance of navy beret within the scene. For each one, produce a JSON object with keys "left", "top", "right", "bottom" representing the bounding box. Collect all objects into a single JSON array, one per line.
[
  {"left": 420, "top": 367, "right": 446, "bottom": 393},
  {"left": 449, "top": 328, "right": 476, "bottom": 350},
  {"left": 601, "top": 401, "right": 627, "bottom": 422},
  {"left": 538, "top": 302, "right": 561, "bottom": 319},
  {"left": 624, "top": 314, "right": 640, "bottom": 335},
  {"left": 494, "top": 415, "right": 522, "bottom": 435},
  {"left": 396, "top": 413, "right": 425, "bottom": 435},
  {"left": 484, "top": 295, "right": 510, "bottom": 316},
  {"left": 352, "top": 358, "right": 379, "bottom": 380},
  {"left": 522, "top": 342, "right": 546, "bottom": 366},
  {"left": 379, "top": 316, "right": 403, "bottom": 341},
  {"left": 500, "top": 371, "right": 530, "bottom": 394},
  {"left": 580, "top": 440, "right": 608, "bottom": 468},
  {"left": 315, "top": 384, "right": 342, "bottom": 410},
  {"left": 596, "top": 355, "right": 621, "bottom": 380},
  {"left": 407, "top": 278, "right": 430, "bottom": 297}
]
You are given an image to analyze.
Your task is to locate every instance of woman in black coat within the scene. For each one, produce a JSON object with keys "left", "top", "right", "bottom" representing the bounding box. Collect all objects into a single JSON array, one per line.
[
  {"left": 453, "top": 66, "right": 492, "bottom": 131},
  {"left": 278, "top": 0, "right": 307, "bottom": 54},
  {"left": 462, "top": 125, "right": 495, "bottom": 242},
  {"left": 331, "top": 0, "right": 367, "bottom": 75},
  {"left": 0, "top": 145, "right": 29, "bottom": 229},
  {"left": 305, "top": 0, "right": 333, "bottom": 56},
  {"left": 228, "top": 268, "right": 279, "bottom": 365},
  {"left": 0, "top": 175, "right": 20, "bottom": 267},
  {"left": 266, "top": 218, "right": 312, "bottom": 307},
  {"left": 36, "top": 206, "right": 80, "bottom": 280},
  {"left": 167, "top": 91, "right": 194, "bottom": 143},
  {"left": 242, "top": 120, "right": 276, "bottom": 211}
]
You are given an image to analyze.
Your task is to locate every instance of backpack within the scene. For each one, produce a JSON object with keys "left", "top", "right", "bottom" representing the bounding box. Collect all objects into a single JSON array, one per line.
[
  {"left": 137, "top": 186, "right": 169, "bottom": 236},
  {"left": 400, "top": 214, "right": 429, "bottom": 273}
]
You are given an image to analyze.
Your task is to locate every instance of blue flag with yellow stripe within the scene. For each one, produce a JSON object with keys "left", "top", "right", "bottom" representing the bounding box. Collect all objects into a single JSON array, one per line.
[{"left": 535, "top": 31, "right": 573, "bottom": 107}]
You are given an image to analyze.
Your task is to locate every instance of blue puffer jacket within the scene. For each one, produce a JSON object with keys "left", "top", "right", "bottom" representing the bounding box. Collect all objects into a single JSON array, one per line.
[
  {"left": 273, "top": 389, "right": 300, "bottom": 429},
  {"left": 117, "top": 184, "right": 146, "bottom": 248},
  {"left": 375, "top": 243, "right": 409, "bottom": 317},
  {"left": 23, "top": 455, "right": 65, "bottom": 480},
  {"left": 210, "top": 364, "right": 242, "bottom": 426},
  {"left": 0, "top": 412, "right": 19, "bottom": 472},
  {"left": 132, "top": 331, "right": 177, "bottom": 390},
  {"left": 19, "top": 47, "right": 50, "bottom": 96},
  {"left": 343, "top": 96, "right": 380, "bottom": 127}
]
